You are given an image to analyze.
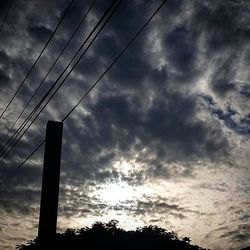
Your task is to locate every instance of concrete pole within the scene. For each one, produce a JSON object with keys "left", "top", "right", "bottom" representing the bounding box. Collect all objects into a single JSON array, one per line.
[{"left": 38, "top": 121, "right": 63, "bottom": 243}]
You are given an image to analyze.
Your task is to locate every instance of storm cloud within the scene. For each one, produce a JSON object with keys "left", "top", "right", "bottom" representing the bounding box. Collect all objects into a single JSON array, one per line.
[{"left": 0, "top": 0, "right": 249, "bottom": 250}]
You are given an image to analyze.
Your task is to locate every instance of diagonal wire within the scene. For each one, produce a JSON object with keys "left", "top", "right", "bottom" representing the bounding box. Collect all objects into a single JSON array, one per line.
[
  {"left": 0, "top": 0, "right": 14, "bottom": 34},
  {"left": 0, "top": 0, "right": 75, "bottom": 119},
  {"left": 0, "top": 0, "right": 97, "bottom": 152},
  {"left": 0, "top": 0, "right": 118, "bottom": 157},
  {"left": 0, "top": 0, "right": 121, "bottom": 163},
  {"left": 17, "top": 0, "right": 167, "bottom": 168}
]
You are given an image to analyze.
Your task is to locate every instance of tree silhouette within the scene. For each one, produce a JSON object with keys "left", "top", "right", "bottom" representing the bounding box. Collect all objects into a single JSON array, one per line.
[{"left": 16, "top": 220, "right": 210, "bottom": 250}]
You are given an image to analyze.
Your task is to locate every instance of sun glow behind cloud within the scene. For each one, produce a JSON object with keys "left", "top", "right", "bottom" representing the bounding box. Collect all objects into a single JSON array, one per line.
[
  {"left": 92, "top": 181, "right": 139, "bottom": 206},
  {"left": 90, "top": 160, "right": 142, "bottom": 205}
]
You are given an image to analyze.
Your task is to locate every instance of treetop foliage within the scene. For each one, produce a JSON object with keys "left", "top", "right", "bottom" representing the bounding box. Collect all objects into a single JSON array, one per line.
[{"left": 17, "top": 220, "right": 210, "bottom": 250}]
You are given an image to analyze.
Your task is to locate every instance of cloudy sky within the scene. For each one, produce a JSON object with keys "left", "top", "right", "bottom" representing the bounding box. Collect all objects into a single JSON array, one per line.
[{"left": 0, "top": 0, "right": 249, "bottom": 249}]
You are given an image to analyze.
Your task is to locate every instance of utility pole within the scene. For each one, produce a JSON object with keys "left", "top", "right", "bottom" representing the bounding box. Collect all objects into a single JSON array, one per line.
[{"left": 38, "top": 121, "right": 63, "bottom": 243}]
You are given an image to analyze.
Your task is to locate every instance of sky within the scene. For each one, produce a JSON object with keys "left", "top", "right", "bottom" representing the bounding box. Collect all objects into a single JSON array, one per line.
[{"left": 0, "top": 0, "right": 249, "bottom": 249}]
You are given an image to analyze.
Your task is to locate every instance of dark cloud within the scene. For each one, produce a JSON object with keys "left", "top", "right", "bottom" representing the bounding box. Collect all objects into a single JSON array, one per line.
[
  {"left": 67, "top": 90, "right": 228, "bottom": 165},
  {"left": 191, "top": 0, "right": 250, "bottom": 98},
  {"left": 0, "top": 69, "right": 10, "bottom": 87},
  {"left": 194, "top": 0, "right": 250, "bottom": 51},
  {"left": 0, "top": 0, "right": 236, "bottom": 197},
  {"left": 211, "top": 79, "right": 235, "bottom": 97},
  {"left": 239, "top": 214, "right": 250, "bottom": 222},
  {"left": 164, "top": 25, "right": 199, "bottom": 82},
  {"left": 201, "top": 94, "right": 250, "bottom": 136},
  {"left": 209, "top": 55, "right": 237, "bottom": 97},
  {"left": 239, "top": 83, "right": 250, "bottom": 98},
  {"left": 0, "top": 165, "right": 42, "bottom": 216},
  {"left": 0, "top": 1, "right": 249, "bottom": 250},
  {"left": 27, "top": 25, "right": 53, "bottom": 42},
  {"left": 0, "top": 0, "right": 10, "bottom": 10},
  {"left": 0, "top": 50, "right": 10, "bottom": 64},
  {"left": 220, "top": 224, "right": 250, "bottom": 245}
]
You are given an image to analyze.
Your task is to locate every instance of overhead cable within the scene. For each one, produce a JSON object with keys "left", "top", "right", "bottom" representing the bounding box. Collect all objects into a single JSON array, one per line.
[
  {"left": 0, "top": 0, "right": 97, "bottom": 152},
  {"left": 0, "top": 0, "right": 75, "bottom": 119},
  {"left": 0, "top": 0, "right": 121, "bottom": 163},
  {"left": 16, "top": 0, "right": 167, "bottom": 169}
]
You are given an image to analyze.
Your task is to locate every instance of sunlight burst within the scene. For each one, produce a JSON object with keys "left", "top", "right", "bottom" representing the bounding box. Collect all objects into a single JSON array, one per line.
[{"left": 93, "top": 182, "right": 139, "bottom": 206}]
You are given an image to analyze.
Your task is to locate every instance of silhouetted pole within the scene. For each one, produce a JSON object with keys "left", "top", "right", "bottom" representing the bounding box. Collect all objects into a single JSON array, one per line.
[{"left": 38, "top": 121, "right": 63, "bottom": 243}]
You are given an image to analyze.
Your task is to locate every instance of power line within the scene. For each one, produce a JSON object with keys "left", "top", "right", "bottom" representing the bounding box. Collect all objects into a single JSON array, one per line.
[
  {"left": 17, "top": 0, "right": 167, "bottom": 169},
  {"left": 0, "top": 0, "right": 119, "bottom": 158},
  {"left": 0, "top": 0, "right": 121, "bottom": 163},
  {"left": 0, "top": 0, "right": 97, "bottom": 153},
  {"left": 17, "top": 138, "right": 45, "bottom": 168},
  {"left": 0, "top": 0, "right": 14, "bottom": 34},
  {"left": 0, "top": 0, "right": 75, "bottom": 119}
]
